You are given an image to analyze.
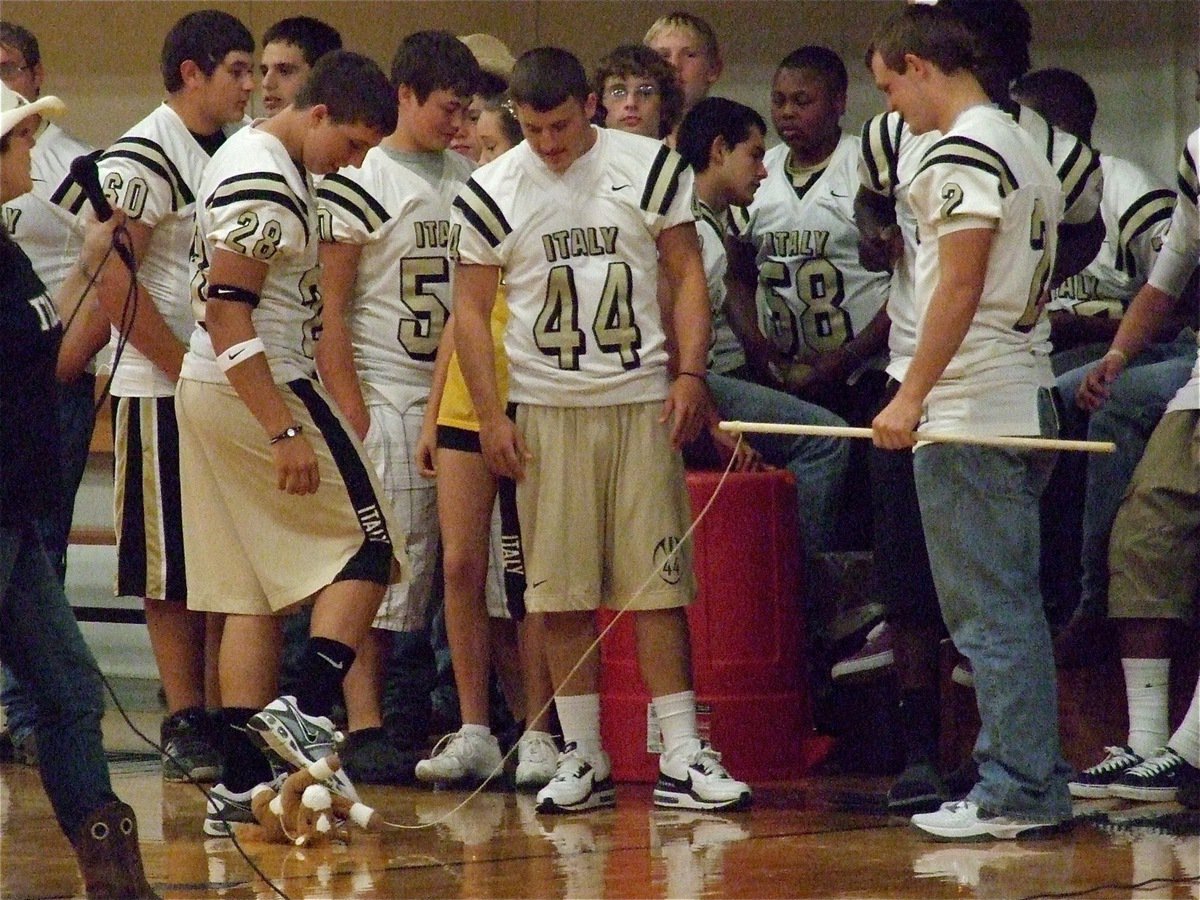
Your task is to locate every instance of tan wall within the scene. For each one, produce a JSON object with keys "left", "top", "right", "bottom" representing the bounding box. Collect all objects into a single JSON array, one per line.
[{"left": 5, "top": 1, "right": 1198, "bottom": 181}]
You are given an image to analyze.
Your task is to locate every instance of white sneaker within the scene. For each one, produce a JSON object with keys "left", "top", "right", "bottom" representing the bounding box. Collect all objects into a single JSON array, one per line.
[
  {"left": 535, "top": 743, "right": 615, "bottom": 813},
  {"left": 911, "top": 800, "right": 1064, "bottom": 842},
  {"left": 414, "top": 728, "right": 503, "bottom": 787},
  {"left": 654, "top": 743, "right": 751, "bottom": 811},
  {"left": 515, "top": 732, "right": 559, "bottom": 790}
]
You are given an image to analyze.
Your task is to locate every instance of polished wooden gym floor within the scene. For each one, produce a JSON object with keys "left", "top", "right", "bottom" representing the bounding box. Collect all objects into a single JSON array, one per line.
[{"left": 3, "top": 726, "right": 1198, "bottom": 900}]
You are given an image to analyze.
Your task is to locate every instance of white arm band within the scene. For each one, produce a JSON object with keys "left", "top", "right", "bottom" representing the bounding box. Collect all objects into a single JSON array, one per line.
[{"left": 216, "top": 337, "right": 266, "bottom": 373}]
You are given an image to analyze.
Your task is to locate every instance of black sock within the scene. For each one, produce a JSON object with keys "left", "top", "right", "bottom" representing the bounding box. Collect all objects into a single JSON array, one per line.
[
  {"left": 897, "top": 688, "right": 940, "bottom": 768},
  {"left": 294, "top": 636, "right": 356, "bottom": 720},
  {"left": 220, "top": 707, "right": 274, "bottom": 793}
]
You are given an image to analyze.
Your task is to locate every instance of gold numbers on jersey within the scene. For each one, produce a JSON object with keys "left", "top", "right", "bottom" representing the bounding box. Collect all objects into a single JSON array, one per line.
[
  {"left": 299, "top": 266, "right": 322, "bottom": 359},
  {"left": 1016, "top": 197, "right": 1051, "bottom": 333},
  {"left": 534, "top": 263, "right": 642, "bottom": 371},
  {"left": 939, "top": 182, "right": 964, "bottom": 219},
  {"left": 397, "top": 256, "right": 449, "bottom": 362},
  {"left": 227, "top": 212, "right": 283, "bottom": 261},
  {"left": 759, "top": 257, "right": 850, "bottom": 357},
  {"left": 101, "top": 172, "right": 148, "bottom": 219}
]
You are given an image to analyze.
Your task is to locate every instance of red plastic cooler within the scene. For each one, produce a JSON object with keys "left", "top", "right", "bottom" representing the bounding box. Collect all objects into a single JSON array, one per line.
[{"left": 598, "top": 468, "right": 833, "bottom": 782}]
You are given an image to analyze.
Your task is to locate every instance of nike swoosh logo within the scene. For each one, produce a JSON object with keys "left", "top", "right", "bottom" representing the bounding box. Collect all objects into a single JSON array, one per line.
[
  {"left": 830, "top": 190, "right": 848, "bottom": 198},
  {"left": 316, "top": 651, "right": 344, "bottom": 671},
  {"left": 531, "top": 579, "right": 548, "bottom": 589},
  {"left": 611, "top": 184, "right": 631, "bottom": 192},
  {"left": 227, "top": 348, "right": 245, "bottom": 360}
]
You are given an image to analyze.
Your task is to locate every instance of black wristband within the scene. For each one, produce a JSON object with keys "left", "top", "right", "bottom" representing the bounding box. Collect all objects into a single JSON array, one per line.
[{"left": 269, "top": 424, "right": 303, "bottom": 444}]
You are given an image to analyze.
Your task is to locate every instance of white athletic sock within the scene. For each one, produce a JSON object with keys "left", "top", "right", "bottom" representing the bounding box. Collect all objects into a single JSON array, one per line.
[
  {"left": 1167, "top": 677, "right": 1200, "bottom": 765},
  {"left": 654, "top": 690, "right": 700, "bottom": 761},
  {"left": 554, "top": 693, "right": 602, "bottom": 759},
  {"left": 460, "top": 723, "right": 491, "bottom": 738},
  {"left": 1123, "top": 657, "right": 1170, "bottom": 758}
]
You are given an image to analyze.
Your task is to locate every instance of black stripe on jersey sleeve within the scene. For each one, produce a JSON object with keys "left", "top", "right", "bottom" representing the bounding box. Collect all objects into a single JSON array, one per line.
[
  {"left": 640, "top": 144, "right": 686, "bottom": 216},
  {"left": 1115, "top": 189, "right": 1175, "bottom": 275},
  {"left": 728, "top": 204, "right": 750, "bottom": 238},
  {"left": 917, "top": 136, "right": 1019, "bottom": 197},
  {"left": 859, "top": 113, "right": 901, "bottom": 196},
  {"left": 1179, "top": 143, "right": 1199, "bottom": 206},
  {"left": 452, "top": 178, "right": 511, "bottom": 248},
  {"left": 695, "top": 200, "right": 724, "bottom": 238},
  {"left": 316, "top": 173, "right": 391, "bottom": 235},
  {"left": 1056, "top": 140, "right": 1101, "bottom": 213},
  {"left": 100, "top": 137, "right": 194, "bottom": 210},
  {"left": 206, "top": 172, "right": 310, "bottom": 245}
]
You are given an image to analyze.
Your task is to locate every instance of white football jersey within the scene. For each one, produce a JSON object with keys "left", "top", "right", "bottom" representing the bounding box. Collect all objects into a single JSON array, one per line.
[
  {"left": 730, "top": 135, "right": 889, "bottom": 363},
  {"left": 1048, "top": 155, "right": 1174, "bottom": 317},
  {"left": 695, "top": 199, "right": 745, "bottom": 374},
  {"left": 452, "top": 127, "right": 695, "bottom": 407},
  {"left": 317, "top": 146, "right": 473, "bottom": 392},
  {"left": 907, "top": 104, "right": 1062, "bottom": 435},
  {"left": 860, "top": 105, "right": 1103, "bottom": 380},
  {"left": 1161, "top": 129, "right": 1200, "bottom": 415},
  {"left": 1150, "top": 128, "right": 1200, "bottom": 301},
  {"left": 93, "top": 104, "right": 236, "bottom": 396},
  {"left": 183, "top": 124, "right": 321, "bottom": 386},
  {"left": 2, "top": 123, "right": 92, "bottom": 297}
]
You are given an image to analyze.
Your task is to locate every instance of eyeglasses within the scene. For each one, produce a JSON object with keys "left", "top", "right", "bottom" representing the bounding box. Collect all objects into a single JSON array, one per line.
[
  {"left": 0, "top": 62, "right": 32, "bottom": 80},
  {"left": 604, "top": 84, "right": 660, "bottom": 101}
]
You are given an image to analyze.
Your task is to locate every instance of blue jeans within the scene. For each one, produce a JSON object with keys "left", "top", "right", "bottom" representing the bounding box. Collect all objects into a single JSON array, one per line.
[
  {"left": 1054, "top": 345, "right": 1194, "bottom": 618},
  {"left": 707, "top": 372, "right": 849, "bottom": 555},
  {"left": 914, "top": 442, "right": 1072, "bottom": 821},
  {"left": 0, "top": 524, "right": 116, "bottom": 836},
  {"left": 2, "top": 373, "right": 98, "bottom": 743}
]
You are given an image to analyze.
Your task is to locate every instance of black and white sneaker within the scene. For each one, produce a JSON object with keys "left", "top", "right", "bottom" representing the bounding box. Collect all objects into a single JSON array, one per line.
[
  {"left": 247, "top": 695, "right": 360, "bottom": 803},
  {"left": 203, "top": 783, "right": 258, "bottom": 837},
  {"left": 161, "top": 707, "right": 221, "bottom": 784},
  {"left": 1069, "top": 746, "right": 1143, "bottom": 798},
  {"left": 654, "top": 743, "right": 751, "bottom": 811},
  {"left": 535, "top": 743, "right": 616, "bottom": 814},
  {"left": 1109, "top": 747, "right": 1196, "bottom": 802}
]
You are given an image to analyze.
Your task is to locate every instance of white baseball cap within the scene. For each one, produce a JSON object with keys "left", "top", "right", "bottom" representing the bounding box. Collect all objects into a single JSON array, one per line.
[
  {"left": 0, "top": 82, "right": 65, "bottom": 139},
  {"left": 458, "top": 33, "right": 516, "bottom": 78}
]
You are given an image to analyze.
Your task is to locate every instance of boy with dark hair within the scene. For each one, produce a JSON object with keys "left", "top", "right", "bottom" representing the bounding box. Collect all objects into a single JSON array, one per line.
[
  {"left": 175, "top": 49, "right": 402, "bottom": 836},
  {"left": 869, "top": 3, "right": 1071, "bottom": 841},
  {"left": 260, "top": 15, "right": 341, "bottom": 117},
  {"left": 593, "top": 44, "right": 683, "bottom": 141},
  {"left": 453, "top": 46, "right": 750, "bottom": 814},
  {"left": 676, "top": 96, "right": 850, "bottom": 557},
  {"left": 315, "top": 30, "right": 480, "bottom": 785},
  {"left": 66, "top": 7, "right": 255, "bottom": 786}
]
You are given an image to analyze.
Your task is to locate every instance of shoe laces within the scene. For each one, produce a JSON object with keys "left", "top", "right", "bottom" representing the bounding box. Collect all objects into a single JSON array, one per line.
[
  {"left": 1084, "top": 746, "right": 1140, "bottom": 775},
  {"left": 687, "top": 745, "right": 732, "bottom": 779},
  {"left": 552, "top": 743, "right": 593, "bottom": 782},
  {"left": 520, "top": 733, "right": 556, "bottom": 763},
  {"left": 1124, "top": 748, "right": 1182, "bottom": 778},
  {"left": 428, "top": 730, "right": 472, "bottom": 762}
]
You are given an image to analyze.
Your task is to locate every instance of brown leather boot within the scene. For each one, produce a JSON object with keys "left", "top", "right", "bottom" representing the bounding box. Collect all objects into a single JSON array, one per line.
[{"left": 70, "top": 801, "right": 159, "bottom": 899}]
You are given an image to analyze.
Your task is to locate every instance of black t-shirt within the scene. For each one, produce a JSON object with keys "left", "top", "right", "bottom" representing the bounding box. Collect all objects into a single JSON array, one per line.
[{"left": 1, "top": 228, "right": 62, "bottom": 526}]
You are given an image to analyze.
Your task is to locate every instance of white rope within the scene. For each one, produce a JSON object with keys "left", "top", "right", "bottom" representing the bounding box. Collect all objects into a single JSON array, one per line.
[{"left": 718, "top": 421, "right": 1115, "bottom": 453}]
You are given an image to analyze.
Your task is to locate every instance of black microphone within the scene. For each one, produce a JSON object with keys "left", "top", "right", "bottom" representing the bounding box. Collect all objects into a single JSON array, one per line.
[
  {"left": 69, "top": 153, "right": 136, "bottom": 271},
  {"left": 69, "top": 153, "right": 114, "bottom": 222}
]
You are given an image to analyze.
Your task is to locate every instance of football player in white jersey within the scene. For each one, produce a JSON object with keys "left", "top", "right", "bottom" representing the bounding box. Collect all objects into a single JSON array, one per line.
[
  {"left": 1010, "top": 67, "right": 1194, "bottom": 665},
  {"left": 728, "top": 45, "right": 891, "bottom": 423},
  {"left": 870, "top": 4, "right": 1072, "bottom": 841},
  {"left": 676, "top": 96, "right": 850, "bottom": 556},
  {"left": 61, "top": 10, "right": 256, "bottom": 787},
  {"left": 259, "top": 16, "right": 341, "bottom": 118},
  {"left": 453, "top": 48, "right": 749, "bottom": 814},
  {"left": 848, "top": 0, "right": 1104, "bottom": 816},
  {"left": 0, "top": 19, "right": 99, "bottom": 769},
  {"left": 1012, "top": 68, "right": 1181, "bottom": 366},
  {"left": 177, "top": 50, "right": 403, "bottom": 835},
  {"left": 316, "top": 30, "right": 478, "bottom": 785},
  {"left": 1065, "top": 128, "right": 1200, "bottom": 805}
]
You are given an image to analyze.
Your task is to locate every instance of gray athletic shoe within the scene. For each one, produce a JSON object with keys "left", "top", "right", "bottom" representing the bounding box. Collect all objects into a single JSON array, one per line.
[{"left": 247, "top": 695, "right": 359, "bottom": 803}]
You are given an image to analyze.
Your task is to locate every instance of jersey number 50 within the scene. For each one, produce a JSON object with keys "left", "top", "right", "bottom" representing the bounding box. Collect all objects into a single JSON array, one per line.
[{"left": 534, "top": 262, "right": 642, "bottom": 370}]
